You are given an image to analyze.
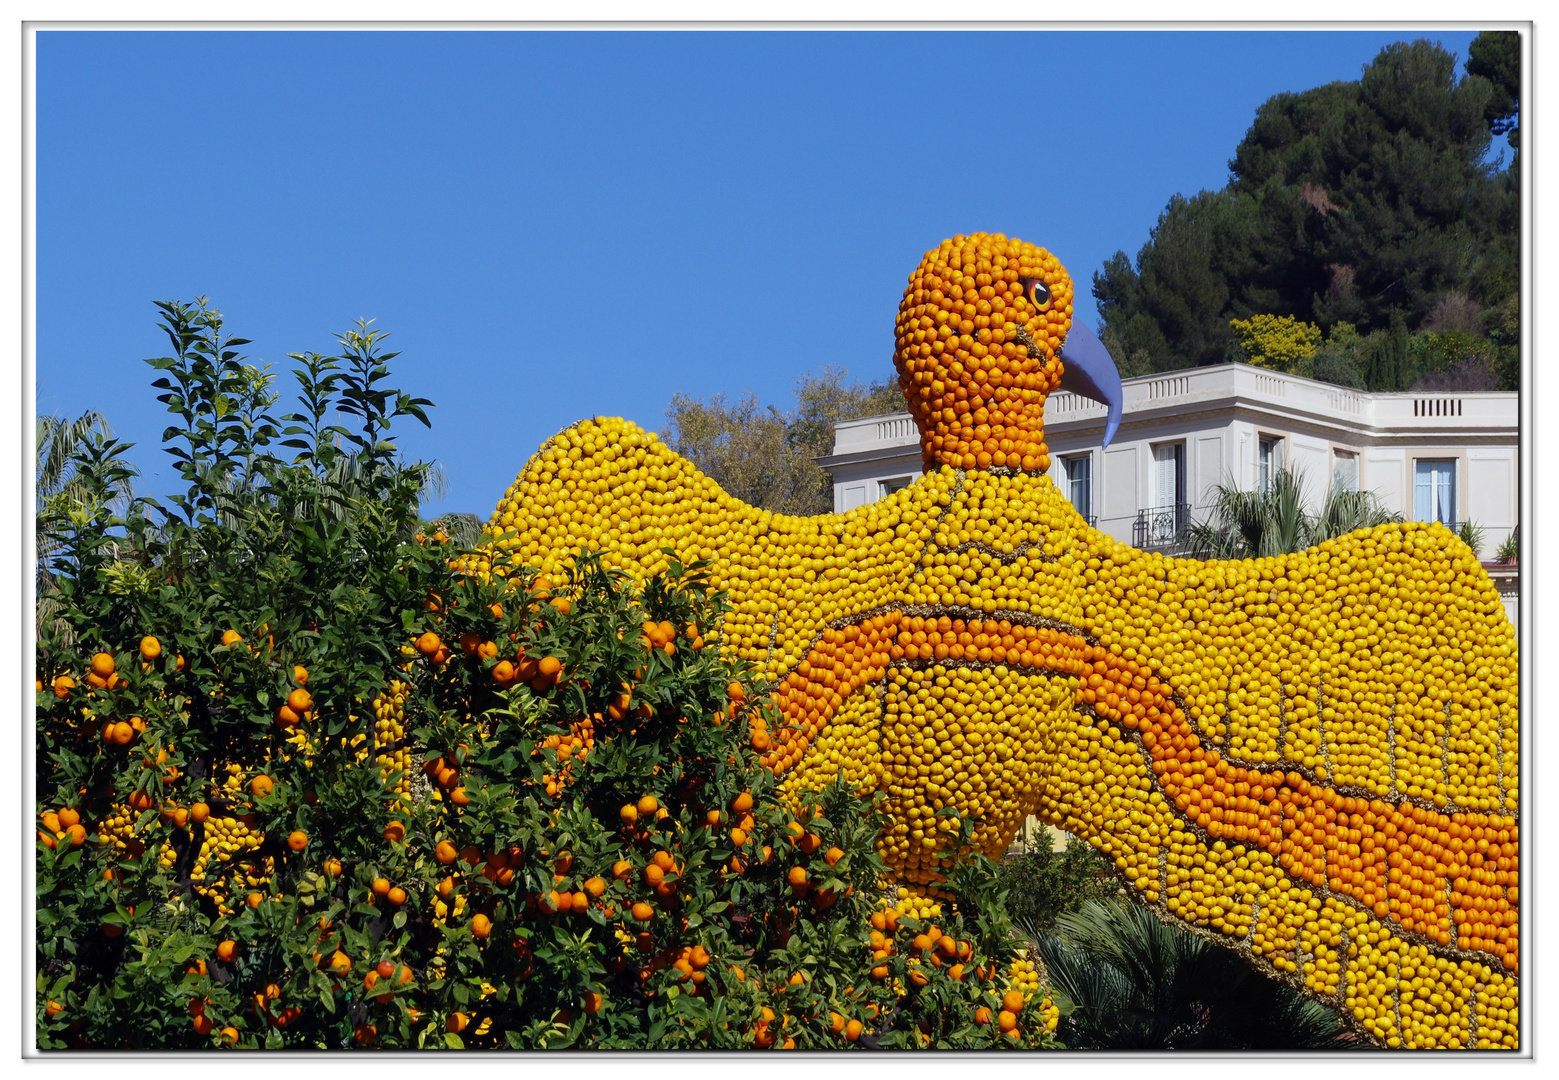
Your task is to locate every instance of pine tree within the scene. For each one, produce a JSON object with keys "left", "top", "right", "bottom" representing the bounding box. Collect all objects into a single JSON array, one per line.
[{"left": 1094, "top": 36, "right": 1518, "bottom": 386}]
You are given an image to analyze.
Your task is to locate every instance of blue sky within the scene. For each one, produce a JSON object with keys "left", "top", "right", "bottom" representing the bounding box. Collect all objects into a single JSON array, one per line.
[{"left": 35, "top": 28, "right": 1507, "bottom": 519}]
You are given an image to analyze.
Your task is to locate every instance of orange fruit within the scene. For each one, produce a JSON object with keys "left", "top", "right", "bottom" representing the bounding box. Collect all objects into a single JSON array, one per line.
[
  {"left": 620, "top": 804, "right": 639, "bottom": 826},
  {"left": 250, "top": 775, "right": 274, "bottom": 798},
  {"left": 446, "top": 1011, "right": 469, "bottom": 1033},
  {"left": 631, "top": 902, "right": 654, "bottom": 922},
  {"left": 190, "top": 802, "right": 210, "bottom": 824},
  {"left": 415, "top": 631, "right": 441, "bottom": 656},
  {"left": 435, "top": 840, "right": 458, "bottom": 865},
  {"left": 371, "top": 878, "right": 391, "bottom": 896},
  {"left": 1002, "top": 990, "right": 1025, "bottom": 1013},
  {"left": 216, "top": 940, "right": 238, "bottom": 963},
  {"left": 286, "top": 688, "right": 312, "bottom": 713},
  {"left": 287, "top": 830, "right": 308, "bottom": 852},
  {"left": 636, "top": 795, "right": 659, "bottom": 816},
  {"left": 470, "top": 913, "right": 492, "bottom": 939},
  {"left": 139, "top": 636, "right": 162, "bottom": 661},
  {"left": 293, "top": 665, "right": 308, "bottom": 685},
  {"left": 221, "top": 629, "right": 243, "bottom": 647},
  {"left": 383, "top": 821, "right": 406, "bottom": 842},
  {"left": 90, "top": 652, "right": 116, "bottom": 678},
  {"left": 387, "top": 887, "right": 407, "bottom": 906}
]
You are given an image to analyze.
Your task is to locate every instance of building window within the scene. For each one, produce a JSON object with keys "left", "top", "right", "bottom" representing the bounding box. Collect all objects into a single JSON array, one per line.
[
  {"left": 1063, "top": 454, "right": 1092, "bottom": 521},
  {"left": 1258, "top": 436, "right": 1284, "bottom": 493},
  {"left": 1139, "top": 442, "right": 1187, "bottom": 547},
  {"left": 878, "top": 476, "right": 913, "bottom": 499},
  {"left": 1153, "top": 442, "right": 1185, "bottom": 510},
  {"left": 1414, "top": 460, "right": 1456, "bottom": 524},
  {"left": 1333, "top": 451, "right": 1358, "bottom": 493}
]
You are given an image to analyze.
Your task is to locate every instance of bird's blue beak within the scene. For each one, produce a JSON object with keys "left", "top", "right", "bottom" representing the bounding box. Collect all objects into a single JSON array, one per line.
[{"left": 1057, "top": 321, "right": 1124, "bottom": 448}]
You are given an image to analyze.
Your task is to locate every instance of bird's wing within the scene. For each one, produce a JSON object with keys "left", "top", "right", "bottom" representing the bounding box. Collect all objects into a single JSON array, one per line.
[
  {"left": 1067, "top": 520, "right": 1519, "bottom": 979},
  {"left": 480, "top": 416, "right": 946, "bottom": 684}
]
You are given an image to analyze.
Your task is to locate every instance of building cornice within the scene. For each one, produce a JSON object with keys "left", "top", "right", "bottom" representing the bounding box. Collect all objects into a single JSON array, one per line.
[{"left": 815, "top": 445, "right": 922, "bottom": 470}]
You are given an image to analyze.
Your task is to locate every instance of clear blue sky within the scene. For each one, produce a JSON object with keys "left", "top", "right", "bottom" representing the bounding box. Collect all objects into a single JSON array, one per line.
[{"left": 36, "top": 28, "right": 1506, "bottom": 520}]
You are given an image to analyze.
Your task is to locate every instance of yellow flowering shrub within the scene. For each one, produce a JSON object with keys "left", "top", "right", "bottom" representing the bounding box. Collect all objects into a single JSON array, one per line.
[
  {"left": 1230, "top": 313, "right": 1323, "bottom": 372},
  {"left": 470, "top": 234, "right": 1519, "bottom": 1049}
]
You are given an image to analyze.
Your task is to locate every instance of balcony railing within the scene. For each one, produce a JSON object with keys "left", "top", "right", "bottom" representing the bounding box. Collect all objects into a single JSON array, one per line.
[{"left": 1133, "top": 503, "right": 1192, "bottom": 550}]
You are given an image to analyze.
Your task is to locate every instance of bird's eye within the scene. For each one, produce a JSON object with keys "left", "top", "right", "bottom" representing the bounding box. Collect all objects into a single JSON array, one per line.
[{"left": 1023, "top": 277, "right": 1053, "bottom": 312}]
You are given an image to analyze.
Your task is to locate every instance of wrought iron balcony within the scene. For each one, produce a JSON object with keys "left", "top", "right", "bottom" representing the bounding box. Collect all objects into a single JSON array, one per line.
[{"left": 1133, "top": 502, "right": 1191, "bottom": 551}]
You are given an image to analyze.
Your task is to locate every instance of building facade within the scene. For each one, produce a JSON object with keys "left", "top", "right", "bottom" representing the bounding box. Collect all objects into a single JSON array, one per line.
[{"left": 819, "top": 363, "right": 1519, "bottom": 623}]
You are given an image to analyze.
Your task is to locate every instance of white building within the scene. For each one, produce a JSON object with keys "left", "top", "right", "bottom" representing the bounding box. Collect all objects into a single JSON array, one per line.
[{"left": 819, "top": 363, "right": 1519, "bottom": 624}]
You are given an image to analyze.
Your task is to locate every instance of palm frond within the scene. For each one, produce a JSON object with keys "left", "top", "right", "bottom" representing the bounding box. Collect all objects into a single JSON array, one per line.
[
  {"left": 1190, "top": 464, "right": 1401, "bottom": 559},
  {"left": 1028, "top": 898, "right": 1348, "bottom": 1048}
]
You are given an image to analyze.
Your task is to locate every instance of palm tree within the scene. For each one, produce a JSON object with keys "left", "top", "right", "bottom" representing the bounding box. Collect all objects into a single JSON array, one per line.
[
  {"left": 35, "top": 411, "right": 140, "bottom": 636},
  {"left": 36, "top": 411, "right": 133, "bottom": 511},
  {"left": 1185, "top": 465, "right": 1401, "bottom": 559},
  {"left": 1028, "top": 899, "right": 1352, "bottom": 1049}
]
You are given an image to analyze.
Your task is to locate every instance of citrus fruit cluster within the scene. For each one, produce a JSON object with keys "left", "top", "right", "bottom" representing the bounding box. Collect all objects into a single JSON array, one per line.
[
  {"left": 470, "top": 235, "right": 1520, "bottom": 1049},
  {"left": 38, "top": 542, "right": 1057, "bottom": 1049}
]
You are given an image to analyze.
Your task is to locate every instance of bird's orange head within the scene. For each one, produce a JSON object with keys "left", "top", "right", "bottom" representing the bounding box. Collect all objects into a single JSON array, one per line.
[{"left": 894, "top": 233, "right": 1076, "bottom": 474}]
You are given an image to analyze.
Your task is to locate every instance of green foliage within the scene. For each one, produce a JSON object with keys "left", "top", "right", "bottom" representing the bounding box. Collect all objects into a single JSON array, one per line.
[
  {"left": 1294, "top": 321, "right": 1365, "bottom": 388},
  {"left": 36, "top": 411, "right": 140, "bottom": 641},
  {"left": 1457, "top": 520, "right": 1487, "bottom": 560},
  {"left": 1093, "top": 37, "right": 1519, "bottom": 387},
  {"left": 1032, "top": 899, "right": 1350, "bottom": 1049},
  {"left": 1466, "top": 30, "right": 1520, "bottom": 144},
  {"left": 996, "top": 838, "right": 1118, "bottom": 935},
  {"left": 661, "top": 367, "right": 902, "bottom": 516},
  {"left": 35, "top": 302, "right": 1055, "bottom": 1051},
  {"left": 1359, "top": 310, "right": 1414, "bottom": 392},
  {"left": 1494, "top": 529, "right": 1519, "bottom": 564},
  {"left": 1185, "top": 465, "right": 1402, "bottom": 560}
]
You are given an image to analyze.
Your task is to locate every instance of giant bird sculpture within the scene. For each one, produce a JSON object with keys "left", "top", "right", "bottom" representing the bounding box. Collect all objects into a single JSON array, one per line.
[{"left": 474, "top": 233, "right": 1519, "bottom": 1048}]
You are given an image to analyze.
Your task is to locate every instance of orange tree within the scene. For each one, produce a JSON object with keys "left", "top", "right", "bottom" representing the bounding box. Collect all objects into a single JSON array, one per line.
[{"left": 35, "top": 300, "right": 1059, "bottom": 1050}]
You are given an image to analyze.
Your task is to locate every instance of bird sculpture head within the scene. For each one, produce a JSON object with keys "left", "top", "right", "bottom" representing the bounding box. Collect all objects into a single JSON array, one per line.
[{"left": 894, "top": 232, "right": 1123, "bottom": 475}]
